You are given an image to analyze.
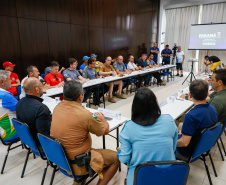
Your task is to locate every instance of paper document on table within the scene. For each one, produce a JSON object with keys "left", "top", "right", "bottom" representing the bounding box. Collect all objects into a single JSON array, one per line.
[{"left": 98, "top": 108, "right": 117, "bottom": 118}]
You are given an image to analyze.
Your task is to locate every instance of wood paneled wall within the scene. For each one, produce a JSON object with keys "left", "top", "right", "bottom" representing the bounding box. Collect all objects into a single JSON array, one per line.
[{"left": 0, "top": 0, "right": 159, "bottom": 78}]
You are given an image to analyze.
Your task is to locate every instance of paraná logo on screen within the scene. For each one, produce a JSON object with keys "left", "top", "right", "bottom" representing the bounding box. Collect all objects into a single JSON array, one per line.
[{"left": 199, "top": 32, "right": 221, "bottom": 39}]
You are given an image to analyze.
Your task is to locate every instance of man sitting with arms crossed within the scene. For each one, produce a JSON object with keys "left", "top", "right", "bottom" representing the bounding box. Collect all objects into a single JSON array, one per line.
[
  {"left": 20, "top": 65, "right": 45, "bottom": 99},
  {"left": 177, "top": 79, "right": 218, "bottom": 160},
  {"left": 209, "top": 69, "right": 226, "bottom": 124},
  {"left": 0, "top": 70, "right": 18, "bottom": 142},
  {"left": 16, "top": 77, "right": 51, "bottom": 145},
  {"left": 44, "top": 61, "right": 64, "bottom": 88},
  {"left": 113, "top": 55, "right": 131, "bottom": 92},
  {"left": 99, "top": 56, "right": 126, "bottom": 103},
  {"left": 146, "top": 54, "right": 166, "bottom": 86},
  {"left": 51, "top": 81, "right": 119, "bottom": 185}
]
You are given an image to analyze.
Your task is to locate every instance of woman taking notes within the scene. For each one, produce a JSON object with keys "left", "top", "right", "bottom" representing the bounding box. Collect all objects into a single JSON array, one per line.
[{"left": 117, "top": 87, "right": 178, "bottom": 185}]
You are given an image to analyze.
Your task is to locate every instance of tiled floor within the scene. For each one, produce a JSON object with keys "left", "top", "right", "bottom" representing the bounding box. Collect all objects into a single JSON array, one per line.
[{"left": 1, "top": 72, "right": 226, "bottom": 185}]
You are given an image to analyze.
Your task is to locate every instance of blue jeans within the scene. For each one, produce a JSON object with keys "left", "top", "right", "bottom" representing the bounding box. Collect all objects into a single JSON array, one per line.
[{"left": 144, "top": 75, "right": 152, "bottom": 85}]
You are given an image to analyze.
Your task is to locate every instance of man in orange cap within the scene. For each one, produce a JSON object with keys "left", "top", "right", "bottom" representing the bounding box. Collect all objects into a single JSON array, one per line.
[{"left": 3, "top": 61, "right": 21, "bottom": 97}]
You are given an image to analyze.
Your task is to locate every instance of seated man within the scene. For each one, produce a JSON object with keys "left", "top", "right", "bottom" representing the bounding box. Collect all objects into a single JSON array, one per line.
[
  {"left": 90, "top": 54, "right": 103, "bottom": 74},
  {"left": 177, "top": 79, "right": 218, "bottom": 160},
  {"left": 0, "top": 70, "right": 18, "bottom": 142},
  {"left": 136, "top": 54, "right": 151, "bottom": 86},
  {"left": 204, "top": 55, "right": 221, "bottom": 72},
  {"left": 20, "top": 65, "right": 44, "bottom": 99},
  {"left": 45, "top": 65, "right": 65, "bottom": 75},
  {"left": 82, "top": 58, "right": 109, "bottom": 105},
  {"left": 16, "top": 77, "right": 51, "bottom": 145},
  {"left": 113, "top": 55, "right": 131, "bottom": 92},
  {"left": 51, "top": 81, "right": 119, "bottom": 184},
  {"left": 63, "top": 58, "right": 91, "bottom": 102},
  {"left": 127, "top": 55, "right": 139, "bottom": 71},
  {"left": 146, "top": 54, "right": 166, "bottom": 86},
  {"left": 209, "top": 69, "right": 226, "bottom": 123},
  {"left": 44, "top": 61, "right": 64, "bottom": 88},
  {"left": 3, "top": 61, "right": 20, "bottom": 97},
  {"left": 79, "top": 56, "right": 90, "bottom": 74},
  {"left": 99, "top": 56, "right": 126, "bottom": 103}
]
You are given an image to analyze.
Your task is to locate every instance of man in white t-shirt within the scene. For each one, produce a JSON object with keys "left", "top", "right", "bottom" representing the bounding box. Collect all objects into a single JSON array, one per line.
[
  {"left": 175, "top": 46, "right": 185, "bottom": 77},
  {"left": 127, "top": 55, "right": 139, "bottom": 71},
  {"left": 20, "top": 66, "right": 44, "bottom": 99}
]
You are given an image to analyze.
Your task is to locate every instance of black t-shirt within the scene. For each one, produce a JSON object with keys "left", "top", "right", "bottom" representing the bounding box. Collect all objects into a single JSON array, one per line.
[
  {"left": 209, "top": 56, "right": 220, "bottom": 63},
  {"left": 16, "top": 95, "right": 51, "bottom": 145},
  {"left": 136, "top": 58, "right": 147, "bottom": 68}
]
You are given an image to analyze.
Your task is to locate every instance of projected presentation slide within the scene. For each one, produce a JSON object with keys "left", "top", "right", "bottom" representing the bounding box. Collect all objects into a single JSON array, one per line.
[{"left": 188, "top": 23, "right": 226, "bottom": 50}]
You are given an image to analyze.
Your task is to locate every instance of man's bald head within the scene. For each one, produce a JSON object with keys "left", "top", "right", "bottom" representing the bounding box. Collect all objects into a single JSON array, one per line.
[{"left": 24, "top": 77, "right": 43, "bottom": 97}]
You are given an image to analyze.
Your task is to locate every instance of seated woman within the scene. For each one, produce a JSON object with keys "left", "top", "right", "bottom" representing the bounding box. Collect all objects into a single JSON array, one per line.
[{"left": 117, "top": 87, "right": 178, "bottom": 185}]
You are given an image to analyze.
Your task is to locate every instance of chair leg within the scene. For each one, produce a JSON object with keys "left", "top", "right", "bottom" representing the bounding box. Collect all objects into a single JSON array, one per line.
[
  {"left": 216, "top": 140, "right": 224, "bottom": 161},
  {"left": 209, "top": 153, "right": 217, "bottom": 177},
  {"left": 1, "top": 145, "right": 11, "bottom": 174},
  {"left": 203, "top": 156, "right": 213, "bottom": 185},
  {"left": 21, "top": 149, "right": 31, "bottom": 178},
  {"left": 33, "top": 153, "right": 36, "bottom": 159},
  {"left": 219, "top": 137, "right": 226, "bottom": 156},
  {"left": 41, "top": 162, "right": 49, "bottom": 185},
  {"left": 49, "top": 167, "right": 57, "bottom": 185}
]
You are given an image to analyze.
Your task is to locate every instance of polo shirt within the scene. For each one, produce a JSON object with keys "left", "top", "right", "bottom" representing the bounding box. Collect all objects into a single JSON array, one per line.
[
  {"left": 62, "top": 68, "right": 80, "bottom": 81},
  {"left": 161, "top": 49, "right": 173, "bottom": 62},
  {"left": 146, "top": 59, "right": 155, "bottom": 66},
  {"left": 82, "top": 67, "right": 97, "bottom": 80},
  {"left": 7, "top": 72, "right": 19, "bottom": 96},
  {"left": 16, "top": 94, "right": 51, "bottom": 144},
  {"left": 150, "top": 47, "right": 159, "bottom": 62},
  {"left": 176, "top": 51, "right": 185, "bottom": 63},
  {"left": 209, "top": 89, "right": 226, "bottom": 123},
  {"left": 113, "top": 61, "right": 126, "bottom": 72},
  {"left": 208, "top": 56, "right": 221, "bottom": 63},
  {"left": 20, "top": 75, "right": 44, "bottom": 99},
  {"left": 0, "top": 88, "right": 18, "bottom": 142},
  {"left": 44, "top": 72, "right": 63, "bottom": 86},
  {"left": 80, "top": 63, "right": 88, "bottom": 71},
  {"left": 99, "top": 64, "right": 115, "bottom": 77},
  {"left": 178, "top": 103, "right": 218, "bottom": 158},
  {"left": 127, "top": 62, "right": 137, "bottom": 70},
  {"left": 136, "top": 58, "right": 147, "bottom": 68}
]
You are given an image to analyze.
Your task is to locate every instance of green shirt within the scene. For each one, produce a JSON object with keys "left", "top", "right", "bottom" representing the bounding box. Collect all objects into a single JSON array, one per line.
[{"left": 209, "top": 89, "right": 226, "bottom": 124}]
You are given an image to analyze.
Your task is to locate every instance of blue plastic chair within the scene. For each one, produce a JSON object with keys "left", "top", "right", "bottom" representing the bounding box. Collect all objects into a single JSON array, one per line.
[
  {"left": 12, "top": 118, "right": 47, "bottom": 185},
  {"left": 216, "top": 118, "right": 226, "bottom": 161},
  {"left": 177, "top": 123, "right": 222, "bottom": 185},
  {"left": 134, "top": 160, "right": 190, "bottom": 185},
  {"left": 41, "top": 74, "right": 45, "bottom": 79},
  {"left": 38, "top": 133, "right": 98, "bottom": 185},
  {"left": 0, "top": 135, "right": 22, "bottom": 174}
]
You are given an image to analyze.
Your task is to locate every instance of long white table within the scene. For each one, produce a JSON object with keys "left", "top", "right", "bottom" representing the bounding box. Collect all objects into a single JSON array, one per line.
[{"left": 43, "top": 64, "right": 176, "bottom": 97}]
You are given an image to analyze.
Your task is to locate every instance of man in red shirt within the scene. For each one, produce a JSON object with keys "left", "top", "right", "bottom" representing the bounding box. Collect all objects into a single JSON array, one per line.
[
  {"left": 44, "top": 61, "right": 64, "bottom": 88},
  {"left": 3, "top": 61, "right": 21, "bottom": 96}
]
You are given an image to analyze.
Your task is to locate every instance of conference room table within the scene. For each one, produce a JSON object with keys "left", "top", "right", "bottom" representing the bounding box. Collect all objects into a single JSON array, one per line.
[{"left": 43, "top": 64, "right": 176, "bottom": 103}]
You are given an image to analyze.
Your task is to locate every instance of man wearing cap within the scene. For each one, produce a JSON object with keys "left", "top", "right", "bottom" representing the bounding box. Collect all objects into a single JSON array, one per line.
[
  {"left": 161, "top": 45, "right": 173, "bottom": 66},
  {"left": 90, "top": 54, "right": 103, "bottom": 74},
  {"left": 79, "top": 56, "right": 90, "bottom": 74},
  {"left": 0, "top": 70, "right": 18, "bottom": 143},
  {"left": 3, "top": 61, "right": 20, "bottom": 97}
]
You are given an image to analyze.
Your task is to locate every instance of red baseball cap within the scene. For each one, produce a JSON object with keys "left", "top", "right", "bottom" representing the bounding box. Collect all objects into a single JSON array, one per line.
[{"left": 3, "top": 61, "right": 15, "bottom": 68}]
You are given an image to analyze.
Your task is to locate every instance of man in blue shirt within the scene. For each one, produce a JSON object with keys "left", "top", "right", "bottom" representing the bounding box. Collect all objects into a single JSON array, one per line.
[
  {"left": 79, "top": 56, "right": 90, "bottom": 74},
  {"left": 161, "top": 45, "right": 173, "bottom": 65},
  {"left": 150, "top": 42, "right": 159, "bottom": 64},
  {"left": 0, "top": 70, "right": 18, "bottom": 142},
  {"left": 177, "top": 79, "right": 218, "bottom": 160}
]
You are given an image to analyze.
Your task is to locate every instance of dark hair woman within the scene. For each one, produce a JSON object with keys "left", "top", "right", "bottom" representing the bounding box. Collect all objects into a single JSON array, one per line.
[{"left": 117, "top": 87, "right": 178, "bottom": 185}]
